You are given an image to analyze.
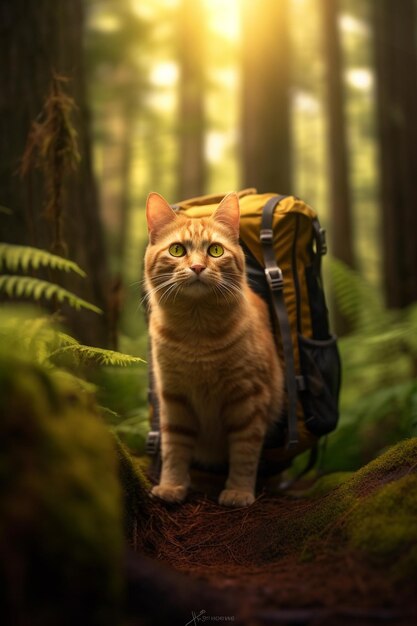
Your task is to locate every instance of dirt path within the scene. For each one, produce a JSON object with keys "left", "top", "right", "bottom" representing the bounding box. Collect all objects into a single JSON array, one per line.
[
  {"left": 132, "top": 445, "right": 417, "bottom": 626},
  {"left": 136, "top": 495, "right": 415, "bottom": 625}
]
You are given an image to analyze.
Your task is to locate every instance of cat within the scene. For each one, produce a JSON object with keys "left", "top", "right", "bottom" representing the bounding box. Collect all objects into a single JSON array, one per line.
[{"left": 144, "top": 191, "right": 284, "bottom": 507}]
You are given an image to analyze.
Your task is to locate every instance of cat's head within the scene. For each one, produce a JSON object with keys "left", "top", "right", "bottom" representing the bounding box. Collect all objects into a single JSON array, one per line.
[{"left": 144, "top": 192, "right": 245, "bottom": 306}]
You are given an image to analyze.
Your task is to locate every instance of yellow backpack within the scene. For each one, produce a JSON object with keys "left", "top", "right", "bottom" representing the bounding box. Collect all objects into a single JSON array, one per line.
[{"left": 146, "top": 189, "right": 341, "bottom": 480}]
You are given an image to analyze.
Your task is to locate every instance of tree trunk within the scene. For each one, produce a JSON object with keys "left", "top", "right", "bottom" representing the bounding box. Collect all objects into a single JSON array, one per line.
[
  {"left": 176, "top": 0, "right": 206, "bottom": 200},
  {"left": 373, "top": 0, "right": 417, "bottom": 308},
  {"left": 321, "top": 0, "right": 355, "bottom": 335},
  {"left": 321, "top": 0, "right": 354, "bottom": 269},
  {"left": 0, "top": 0, "right": 109, "bottom": 346},
  {"left": 240, "top": 0, "right": 292, "bottom": 194}
]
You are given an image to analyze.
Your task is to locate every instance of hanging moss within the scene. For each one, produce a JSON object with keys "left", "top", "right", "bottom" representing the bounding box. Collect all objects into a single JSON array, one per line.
[
  {"left": 0, "top": 356, "right": 124, "bottom": 626},
  {"left": 20, "top": 73, "right": 80, "bottom": 257}
]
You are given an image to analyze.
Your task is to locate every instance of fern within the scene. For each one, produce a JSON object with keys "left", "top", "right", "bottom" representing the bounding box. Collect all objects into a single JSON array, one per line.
[
  {"left": 0, "top": 243, "right": 86, "bottom": 277},
  {"left": 0, "top": 275, "right": 102, "bottom": 314},
  {"left": 0, "top": 307, "right": 145, "bottom": 375},
  {"left": 0, "top": 312, "right": 54, "bottom": 364},
  {"left": 55, "top": 331, "right": 82, "bottom": 348},
  {"left": 328, "top": 257, "right": 388, "bottom": 332},
  {"left": 51, "top": 344, "right": 146, "bottom": 367}
]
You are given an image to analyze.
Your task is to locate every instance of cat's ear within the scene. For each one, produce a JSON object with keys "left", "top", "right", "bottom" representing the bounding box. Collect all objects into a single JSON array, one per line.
[
  {"left": 146, "top": 192, "right": 177, "bottom": 243},
  {"left": 212, "top": 192, "right": 240, "bottom": 238}
]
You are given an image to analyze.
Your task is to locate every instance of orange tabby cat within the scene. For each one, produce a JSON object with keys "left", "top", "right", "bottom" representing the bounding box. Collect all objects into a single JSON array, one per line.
[{"left": 144, "top": 192, "right": 284, "bottom": 507}]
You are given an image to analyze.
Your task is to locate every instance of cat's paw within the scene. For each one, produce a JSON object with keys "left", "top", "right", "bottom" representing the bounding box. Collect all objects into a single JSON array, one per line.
[
  {"left": 151, "top": 484, "right": 187, "bottom": 503},
  {"left": 218, "top": 489, "right": 255, "bottom": 508}
]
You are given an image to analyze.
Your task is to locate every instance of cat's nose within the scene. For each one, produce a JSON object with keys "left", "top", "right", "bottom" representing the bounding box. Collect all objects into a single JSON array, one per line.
[{"left": 190, "top": 264, "right": 206, "bottom": 275}]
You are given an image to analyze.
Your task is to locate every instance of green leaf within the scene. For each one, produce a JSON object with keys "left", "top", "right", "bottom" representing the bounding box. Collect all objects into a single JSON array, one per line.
[
  {"left": 0, "top": 275, "right": 102, "bottom": 314},
  {"left": 50, "top": 343, "right": 146, "bottom": 367},
  {"left": 0, "top": 243, "right": 86, "bottom": 277}
]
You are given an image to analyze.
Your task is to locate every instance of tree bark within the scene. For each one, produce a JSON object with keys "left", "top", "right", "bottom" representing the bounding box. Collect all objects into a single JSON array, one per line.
[
  {"left": 0, "top": 0, "right": 109, "bottom": 346},
  {"left": 321, "top": 0, "right": 355, "bottom": 269},
  {"left": 176, "top": 0, "right": 206, "bottom": 200},
  {"left": 373, "top": 0, "right": 417, "bottom": 308},
  {"left": 321, "top": 0, "right": 355, "bottom": 335},
  {"left": 240, "top": 0, "right": 292, "bottom": 193}
]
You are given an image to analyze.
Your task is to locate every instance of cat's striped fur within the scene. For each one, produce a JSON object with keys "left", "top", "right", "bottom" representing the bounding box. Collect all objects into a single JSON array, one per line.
[{"left": 145, "top": 192, "right": 284, "bottom": 507}]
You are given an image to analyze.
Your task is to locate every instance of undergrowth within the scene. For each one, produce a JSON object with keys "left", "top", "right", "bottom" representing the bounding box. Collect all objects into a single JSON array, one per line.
[
  {"left": 315, "top": 259, "right": 417, "bottom": 471},
  {"left": 0, "top": 229, "right": 148, "bottom": 453}
]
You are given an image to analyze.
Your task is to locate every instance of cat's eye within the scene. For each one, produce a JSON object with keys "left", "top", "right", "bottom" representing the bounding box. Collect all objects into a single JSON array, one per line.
[
  {"left": 208, "top": 243, "right": 224, "bottom": 258},
  {"left": 169, "top": 243, "right": 186, "bottom": 257}
]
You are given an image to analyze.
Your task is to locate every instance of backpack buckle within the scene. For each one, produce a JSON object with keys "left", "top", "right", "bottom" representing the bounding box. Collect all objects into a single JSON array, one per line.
[
  {"left": 319, "top": 228, "right": 327, "bottom": 255},
  {"left": 265, "top": 266, "right": 283, "bottom": 291},
  {"left": 260, "top": 228, "right": 274, "bottom": 244},
  {"left": 146, "top": 430, "right": 161, "bottom": 456}
]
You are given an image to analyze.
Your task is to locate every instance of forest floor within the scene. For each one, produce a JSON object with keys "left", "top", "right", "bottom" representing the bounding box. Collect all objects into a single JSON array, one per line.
[{"left": 133, "top": 447, "right": 417, "bottom": 626}]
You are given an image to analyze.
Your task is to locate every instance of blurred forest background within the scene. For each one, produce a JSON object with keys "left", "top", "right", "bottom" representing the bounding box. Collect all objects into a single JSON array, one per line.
[{"left": 1, "top": 0, "right": 417, "bottom": 473}]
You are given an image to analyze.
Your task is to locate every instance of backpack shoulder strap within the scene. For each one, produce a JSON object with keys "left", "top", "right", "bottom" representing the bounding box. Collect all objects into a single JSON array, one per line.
[
  {"left": 146, "top": 341, "right": 162, "bottom": 481},
  {"left": 261, "top": 195, "right": 298, "bottom": 449}
]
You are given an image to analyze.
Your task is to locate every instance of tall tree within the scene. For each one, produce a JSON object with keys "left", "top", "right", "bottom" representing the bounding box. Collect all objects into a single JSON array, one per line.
[
  {"left": 86, "top": 1, "right": 148, "bottom": 269},
  {"left": 0, "top": 0, "right": 109, "bottom": 346},
  {"left": 177, "top": 0, "right": 206, "bottom": 200},
  {"left": 321, "top": 0, "right": 355, "bottom": 269},
  {"left": 240, "top": 0, "right": 292, "bottom": 193},
  {"left": 373, "top": 0, "right": 417, "bottom": 308},
  {"left": 321, "top": 0, "right": 355, "bottom": 334}
]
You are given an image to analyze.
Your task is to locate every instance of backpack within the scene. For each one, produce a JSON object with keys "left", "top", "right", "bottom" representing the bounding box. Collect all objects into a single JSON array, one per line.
[{"left": 146, "top": 188, "right": 341, "bottom": 482}]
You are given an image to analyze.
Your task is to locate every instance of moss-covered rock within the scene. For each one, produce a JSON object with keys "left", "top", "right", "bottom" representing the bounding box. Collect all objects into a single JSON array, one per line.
[
  {"left": 304, "top": 439, "right": 417, "bottom": 579},
  {"left": 246, "top": 438, "right": 417, "bottom": 568},
  {"left": 301, "top": 471, "right": 354, "bottom": 499},
  {"left": 347, "top": 473, "right": 417, "bottom": 579},
  {"left": 0, "top": 357, "right": 124, "bottom": 626}
]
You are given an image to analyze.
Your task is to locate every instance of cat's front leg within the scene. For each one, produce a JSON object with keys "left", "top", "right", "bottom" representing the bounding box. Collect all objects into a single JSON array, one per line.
[
  {"left": 219, "top": 418, "right": 265, "bottom": 508},
  {"left": 151, "top": 392, "right": 197, "bottom": 504}
]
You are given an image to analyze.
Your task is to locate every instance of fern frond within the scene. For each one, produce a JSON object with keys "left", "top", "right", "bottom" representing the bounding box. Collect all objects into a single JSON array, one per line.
[
  {"left": 328, "top": 258, "right": 387, "bottom": 332},
  {"left": 0, "top": 243, "right": 86, "bottom": 277},
  {"left": 0, "top": 275, "right": 102, "bottom": 314},
  {"left": 56, "top": 331, "right": 81, "bottom": 348},
  {"left": 51, "top": 344, "right": 146, "bottom": 367},
  {"left": 0, "top": 205, "right": 13, "bottom": 215}
]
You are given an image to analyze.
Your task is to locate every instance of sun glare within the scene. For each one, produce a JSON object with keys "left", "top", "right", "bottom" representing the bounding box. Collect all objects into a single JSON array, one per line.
[
  {"left": 339, "top": 13, "right": 369, "bottom": 36},
  {"left": 346, "top": 68, "right": 373, "bottom": 91},
  {"left": 150, "top": 62, "right": 179, "bottom": 88},
  {"left": 91, "top": 13, "right": 120, "bottom": 33},
  {"left": 204, "top": 0, "right": 240, "bottom": 41}
]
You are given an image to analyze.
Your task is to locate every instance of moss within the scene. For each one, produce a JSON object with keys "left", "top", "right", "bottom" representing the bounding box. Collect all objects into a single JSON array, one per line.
[
  {"left": 112, "top": 433, "right": 152, "bottom": 543},
  {"left": 260, "top": 439, "right": 417, "bottom": 564},
  {"left": 342, "top": 437, "right": 417, "bottom": 493},
  {"left": 346, "top": 474, "right": 417, "bottom": 579},
  {"left": 292, "top": 439, "right": 417, "bottom": 576},
  {"left": 0, "top": 356, "right": 124, "bottom": 626},
  {"left": 302, "top": 471, "right": 354, "bottom": 499}
]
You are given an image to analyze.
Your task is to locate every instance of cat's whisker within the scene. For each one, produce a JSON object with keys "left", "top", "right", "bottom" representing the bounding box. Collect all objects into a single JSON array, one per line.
[
  {"left": 132, "top": 274, "right": 167, "bottom": 289},
  {"left": 172, "top": 283, "right": 183, "bottom": 304},
  {"left": 222, "top": 280, "right": 241, "bottom": 293},
  {"left": 212, "top": 281, "right": 240, "bottom": 306},
  {"left": 140, "top": 277, "right": 178, "bottom": 307},
  {"left": 158, "top": 280, "right": 181, "bottom": 305},
  {"left": 211, "top": 283, "right": 222, "bottom": 305}
]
